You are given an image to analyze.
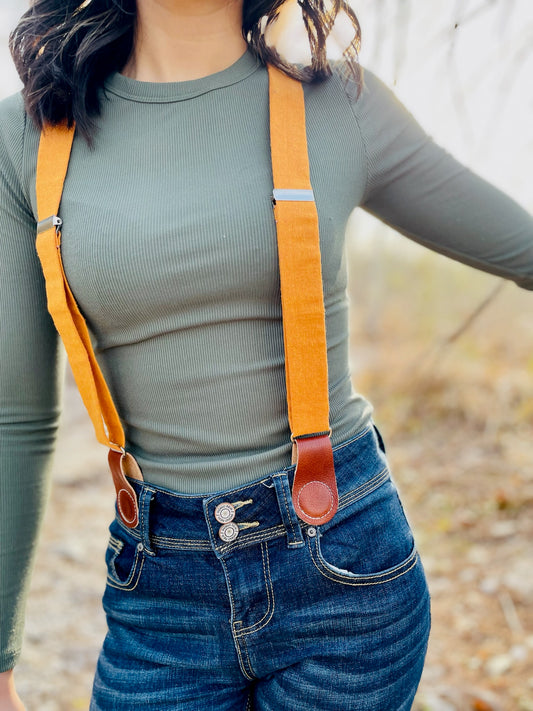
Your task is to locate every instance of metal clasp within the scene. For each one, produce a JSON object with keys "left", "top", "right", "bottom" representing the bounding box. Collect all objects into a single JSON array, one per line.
[
  {"left": 290, "top": 428, "right": 332, "bottom": 443},
  {"left": 37, "top": 215, "right": 63, "bottom": 235}
]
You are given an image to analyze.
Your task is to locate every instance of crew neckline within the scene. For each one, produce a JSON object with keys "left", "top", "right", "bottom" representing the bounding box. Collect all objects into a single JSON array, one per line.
[{"left": 105, "top": 49, "right": 261, "bottom": 103}]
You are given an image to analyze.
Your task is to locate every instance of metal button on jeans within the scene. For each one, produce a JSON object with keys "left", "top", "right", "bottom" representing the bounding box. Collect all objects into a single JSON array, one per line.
[
  {"left": 218, "top": 522, "right": 239, "bottom": 543},
  {"left": 215, "top": 502, "right": 236, "bottom": 524}
]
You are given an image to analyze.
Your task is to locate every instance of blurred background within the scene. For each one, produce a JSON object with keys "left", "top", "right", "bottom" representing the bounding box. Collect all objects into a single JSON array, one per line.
[{"left": 1, "top": 1, "right": 532, "bottom": 709}]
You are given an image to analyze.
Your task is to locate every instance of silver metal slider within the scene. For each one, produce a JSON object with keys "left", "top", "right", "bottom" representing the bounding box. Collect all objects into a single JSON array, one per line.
[
  {"left": 272, "top": 189, "right": 315, "bottom": 203},
  {"left": 37, "top": 215, "right": 63, "bottom": 235}
]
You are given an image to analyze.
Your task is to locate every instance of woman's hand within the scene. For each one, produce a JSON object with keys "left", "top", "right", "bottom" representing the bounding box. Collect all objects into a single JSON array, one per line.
[{"left": 0, "top": 671, "right": 25, "bottom": 711}]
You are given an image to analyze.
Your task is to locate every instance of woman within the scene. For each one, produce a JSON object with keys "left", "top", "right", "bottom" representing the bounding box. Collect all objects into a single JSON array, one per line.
[{"left": 1, "top": 1, "right": 532, "bottom": 709}]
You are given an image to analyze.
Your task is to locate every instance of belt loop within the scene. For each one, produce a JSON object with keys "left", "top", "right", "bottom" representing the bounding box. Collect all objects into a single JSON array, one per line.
[
  {"left": 138, "top": 486, "right": 156, "bottom": 556},
  {"left": 272, "top": 474, "right": 304, "bottom": 548}
]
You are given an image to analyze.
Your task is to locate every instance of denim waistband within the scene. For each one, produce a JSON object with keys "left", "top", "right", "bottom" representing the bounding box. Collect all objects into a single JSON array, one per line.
[{"left": 119, "top": 424, "right": 389, "bottom": 559}]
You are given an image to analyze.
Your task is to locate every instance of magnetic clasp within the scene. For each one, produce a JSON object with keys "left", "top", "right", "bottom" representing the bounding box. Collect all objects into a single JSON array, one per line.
[
  {"left": 272, "top": 189, "right": 315, "bottom": 203},
  {"left": 37, "top": 215, "right": 62, "bottom": 234}
]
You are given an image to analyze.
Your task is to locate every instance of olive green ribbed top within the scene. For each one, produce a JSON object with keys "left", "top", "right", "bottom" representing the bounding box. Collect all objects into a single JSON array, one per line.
[{"left": 1, "top": 50, "right": 533, "bottom": 669}]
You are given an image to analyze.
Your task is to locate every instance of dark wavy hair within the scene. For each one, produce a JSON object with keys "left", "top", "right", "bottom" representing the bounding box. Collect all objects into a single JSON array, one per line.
[{"left": 10, "top": 0, "right": 361, "bottom": 143}]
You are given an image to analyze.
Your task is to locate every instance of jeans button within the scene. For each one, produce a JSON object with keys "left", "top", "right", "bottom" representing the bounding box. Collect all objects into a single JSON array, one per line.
[
  {"left": 219, "top": 522, "right": 239, "bottom": 543},
  {"left": 215, "top": 502, "right": 236, "bottom": 524}
]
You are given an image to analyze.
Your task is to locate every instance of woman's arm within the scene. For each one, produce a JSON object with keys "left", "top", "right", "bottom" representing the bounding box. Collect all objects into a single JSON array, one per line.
[
  {"left": 0, "top": 671, "right": 25, "bottom": 710},
  {"left": 350, "top": 68, "right": 533, "bottom": 287},
  {"left": 0, "top": 94, "right": 65, "bottom": 674}
]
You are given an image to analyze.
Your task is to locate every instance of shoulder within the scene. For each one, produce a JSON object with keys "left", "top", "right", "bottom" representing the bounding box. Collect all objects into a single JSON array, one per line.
[
  {"left": 0, "top": 90, "right": 26, "bottom": 120},
  {"left": 327, "top": 61, "right": 431, "bottom": 165},
  {"left": 0, "top": 91, "right": 28, "bottom": 155},
  {"left": 310, "top": 61, "right": 424, "bottom": 151},
  {"left": 328, "top": 61, "right": 417, "bottom": 124},
  {"left": 0, "top": 91, "right": 40, "bottom": 211}
]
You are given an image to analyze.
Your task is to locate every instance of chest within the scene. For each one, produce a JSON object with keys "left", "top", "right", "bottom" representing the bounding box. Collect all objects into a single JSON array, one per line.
[{"left": 56, "top": 84, "right": 365, "bottom": 334}]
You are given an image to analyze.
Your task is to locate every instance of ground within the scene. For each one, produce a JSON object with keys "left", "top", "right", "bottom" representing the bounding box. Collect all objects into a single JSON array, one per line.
[{"left": 14, "top": 245, "right": 533, "bottom": 710}]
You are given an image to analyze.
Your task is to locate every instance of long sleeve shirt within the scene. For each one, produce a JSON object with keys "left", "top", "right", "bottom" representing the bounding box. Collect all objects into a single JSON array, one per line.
[{"left": 1, "top": 50, "right": 532, "bottom": 670}]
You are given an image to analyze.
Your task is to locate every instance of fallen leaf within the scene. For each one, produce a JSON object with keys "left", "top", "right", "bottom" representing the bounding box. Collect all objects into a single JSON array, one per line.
[{"left": 472, "top": 700, "right": 494, "bottom": 711}]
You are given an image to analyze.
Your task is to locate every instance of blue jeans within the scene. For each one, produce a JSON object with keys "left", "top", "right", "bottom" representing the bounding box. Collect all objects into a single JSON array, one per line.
[{"left": 90, "top": 425, "right": 430, "bottom": 710}]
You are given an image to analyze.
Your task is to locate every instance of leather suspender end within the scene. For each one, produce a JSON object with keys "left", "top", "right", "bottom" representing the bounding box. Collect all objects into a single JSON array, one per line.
[
  {"left": 291, "top": 434, "right": 338, "bottom": 526},
  {"left": 108, "top": 449, "right": 143, "bottom": 529},
  {"left": 37, "top": 215, "right": 62, "bottom": 234}
]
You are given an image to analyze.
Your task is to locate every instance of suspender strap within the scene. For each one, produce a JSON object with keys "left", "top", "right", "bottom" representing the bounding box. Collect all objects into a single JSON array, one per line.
[
  {"left": 36, "top": 124, "right": 124, "bottom": 450},
  {"left": 35, "top": 122, "right": 142, "bottom": 528},
  {"left": 35, "top": 66, "right": 338, "bottom": 529},
  {"left": 268, "top": 65, "right": 337, "bottom": 525}
]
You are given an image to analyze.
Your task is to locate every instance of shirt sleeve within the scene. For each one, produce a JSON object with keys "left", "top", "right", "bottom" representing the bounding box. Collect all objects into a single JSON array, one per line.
[
  {"left": 351, "top": 67, "right": 533, "bottom": 289},
  {"left": 0, "top": 93, "right": 65, "bottom": 672}
]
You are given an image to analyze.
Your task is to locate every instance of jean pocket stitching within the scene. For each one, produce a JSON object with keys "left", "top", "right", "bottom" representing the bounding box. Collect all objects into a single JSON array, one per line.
[
  {"left": 310, "top": 538, "right": 418, "bottom": 587},
  {"left": 106, "top": 537, "right": 145, "bottom": 591},
  {"left": 108, "top": 534, "right": 123, "bottom": 553}
]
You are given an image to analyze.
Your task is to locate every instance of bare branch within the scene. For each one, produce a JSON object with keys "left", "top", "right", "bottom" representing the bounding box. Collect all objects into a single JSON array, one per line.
[{"left": 437, "top": 279, "right": 506, "bottom": 347}]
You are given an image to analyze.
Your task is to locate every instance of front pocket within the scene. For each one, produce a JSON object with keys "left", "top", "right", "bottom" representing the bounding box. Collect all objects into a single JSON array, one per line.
[
  {"left": 105, "top": 533, "right": 144, "bottom": 591},
  {"left": 308, "top": 477, "right": 417, "bottom": 586},
  {"left": 310, "top": 534, "right": 418, "bottom": 586}
]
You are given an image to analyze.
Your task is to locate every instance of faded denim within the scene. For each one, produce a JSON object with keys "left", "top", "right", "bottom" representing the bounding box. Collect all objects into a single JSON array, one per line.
[{"left": 90, "top": 425, "right": 430, "bottom": 710}]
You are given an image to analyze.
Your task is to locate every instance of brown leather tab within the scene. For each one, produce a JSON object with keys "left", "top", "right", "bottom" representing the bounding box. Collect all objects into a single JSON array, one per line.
[
  {"left": 292, "top": 435, "right": 338, "bottom": 525},
  {"left": 108, "top": 450, "right": 142, "bottom": 528}
]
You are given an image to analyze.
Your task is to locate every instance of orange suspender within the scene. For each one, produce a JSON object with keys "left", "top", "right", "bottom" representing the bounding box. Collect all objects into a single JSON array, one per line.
[
  {"left": 35, "top": 65, "right": 338, "bottom": 527},
  {"left": 36, "top": 125, "right": 144, "bottom": 528},
  {"left": 36, "top": 126, "right": 124, "bottom": 451},
  {"left": 268, "top": 67, "right": 338, "bottom": 524}
]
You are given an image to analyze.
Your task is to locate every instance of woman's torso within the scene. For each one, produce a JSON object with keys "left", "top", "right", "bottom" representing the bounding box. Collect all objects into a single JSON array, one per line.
[{"left": 29, "top": 51, "right": 372, "bottom": 493}]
